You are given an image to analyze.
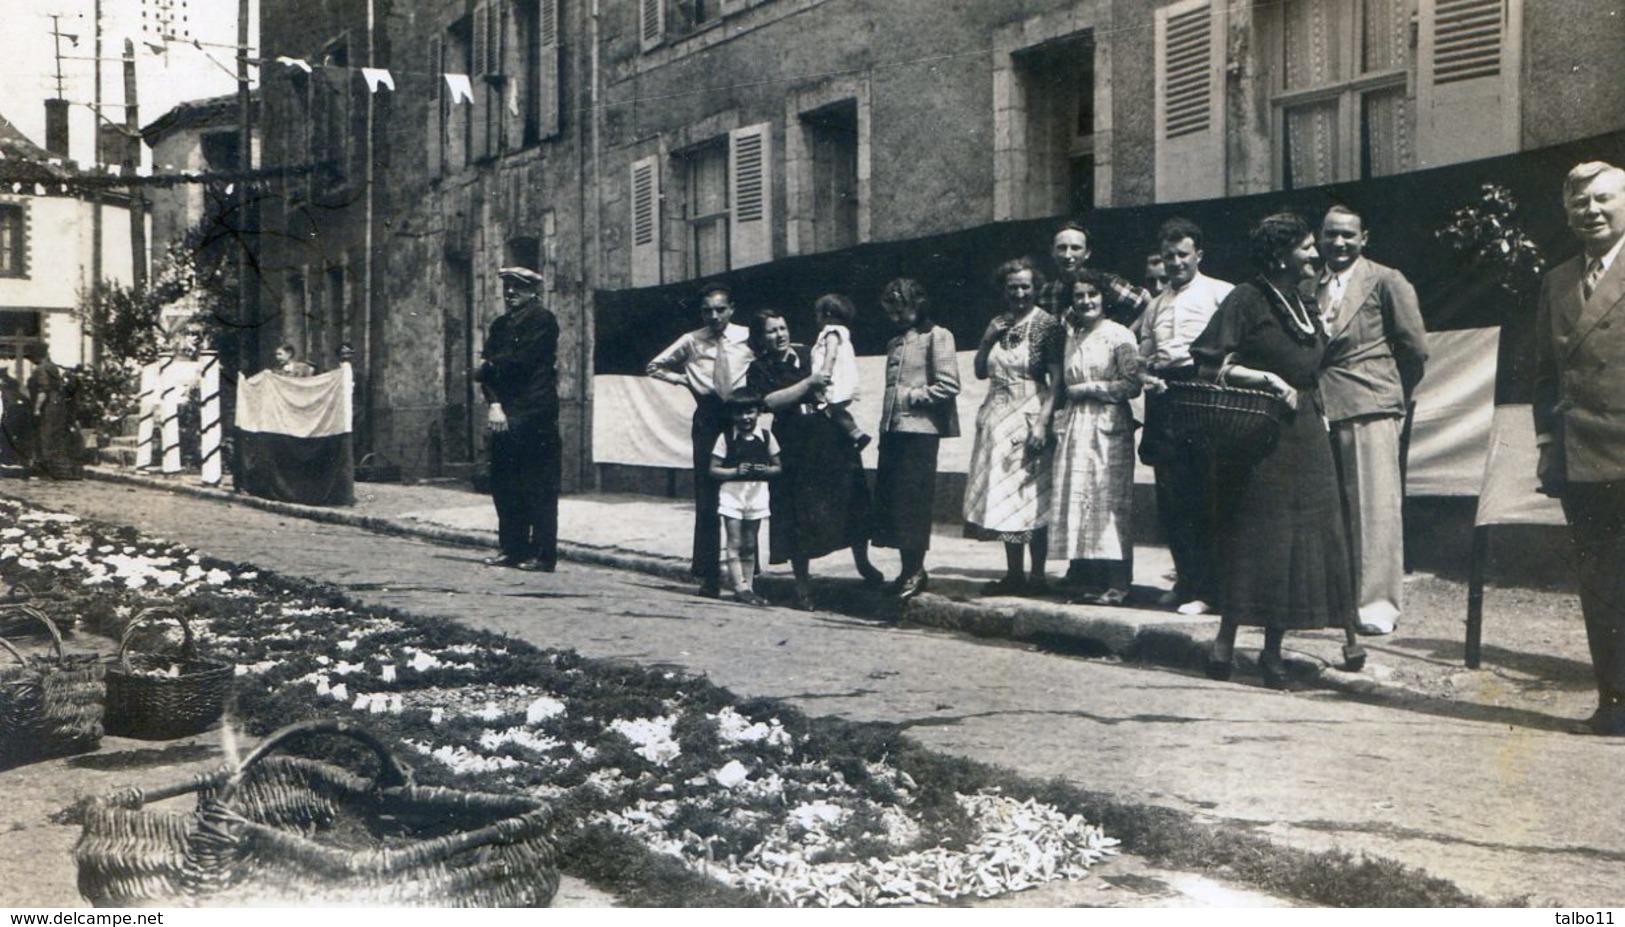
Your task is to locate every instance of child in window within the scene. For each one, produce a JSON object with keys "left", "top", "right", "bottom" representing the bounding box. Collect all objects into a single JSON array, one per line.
[
  {"left": 709, "top": 389, "right": 782, "bottom": 606},
  {"left": 808, "top": 294, "right": 870, "bottom": 450}
]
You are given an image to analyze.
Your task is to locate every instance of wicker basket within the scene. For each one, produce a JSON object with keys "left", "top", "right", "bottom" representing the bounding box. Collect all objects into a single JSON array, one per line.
[
  {"left": 104, "top": 607, "right": 234, "bottom": 740},
  {"left": 1162, "top": 379, "right": 1290, "bottom": 464},
  {"left": 0, "top": 605, "right": 104, "bottom": 769},
  {"left": 75, "top": 719, "right": 560, "bottom": 908}
]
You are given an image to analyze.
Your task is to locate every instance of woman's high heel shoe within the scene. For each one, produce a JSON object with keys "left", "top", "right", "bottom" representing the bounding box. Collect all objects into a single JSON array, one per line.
[{"left": 1258, "top": 652, "right": 1289, "bottom": 690}]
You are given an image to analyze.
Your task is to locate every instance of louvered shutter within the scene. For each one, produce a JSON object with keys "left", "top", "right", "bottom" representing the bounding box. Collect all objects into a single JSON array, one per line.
[
  {"left": 1153, "top": 0, "right": 1226, "bottom": 203},
  {"left": 472, "top": 0, "right": 500, "bottom": 159},
  {"left": 630, "top": 156, "right": 662, "bottom": 287},
  {"left": 639, "top": 0, "right": 664, "bottom": 52},
  {"left": 729, "top": 123, "right": 772, "bottom": 269},
  {"left": 428, "top": 35, "right": 444, "bottom": 177},
  {"left": 537, "top": 0, "right": 561, "bottom": 140},
  {"left": 1417, "top": 0, "right": 1520, "bottom": 167}
]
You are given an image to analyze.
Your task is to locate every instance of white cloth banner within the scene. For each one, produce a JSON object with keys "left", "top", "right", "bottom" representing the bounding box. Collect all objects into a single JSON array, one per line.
[
  {"left": 236, "top": 366, "right": 353, "bottom": 438},
  {"left": 1474, "top": 404, "right": 1566, "bottom": 527},
  {"left": 361, "top": 67, "right": 395, "bottom": 93},
  {"left": 1404, "top": 327, "right": 1499, "bottom": 497},
  {"left": 593, "top": 328, "right": 1499, "bottom": 495},
  {"left": 444, "top": 73, "right": 474, "bottom": 104}
]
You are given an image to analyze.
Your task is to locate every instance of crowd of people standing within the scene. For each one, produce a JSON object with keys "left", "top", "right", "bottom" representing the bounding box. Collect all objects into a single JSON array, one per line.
[
  {"left": 627, "top": 204, "right": 1432, "bottom": 691},
  {"left": 1, "top": 343, "right": 85, "bottom": 481}
]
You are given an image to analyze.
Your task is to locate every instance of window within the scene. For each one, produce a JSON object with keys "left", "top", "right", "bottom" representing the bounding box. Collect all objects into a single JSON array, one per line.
[
  {"left": 1264, "top": 0, "right": 1519, "bottom": 185},
  {"left": 0, "top": 311, "right": 41, "bottom": 372},
  {"left": 504, "top": 0, "right": 560, "bottom": 149},
  {"left": 312, "top": 37, "right": 353, "bottom": 194},
  {"left": 439, "top": 17, "right": 473, "bottom": 172},
  {"left": 639, "top": 0, "right": 665, "bottom": 51},
  {"left": 630, "top": 156, "right": 662, "bottom": 287},
  {"left": 1269, "top": 0, "right": 1411, "bottom": 188},
  {"left": 472, "top": 0, "right": 502, "bottom": 160},
  {"left": 1014, "top": 34, "right": 1095, "bottom": 218},
  {"left": 0, "top": 205, "right": 26, "bottom": 278},
  {"left": 682, "top": 139, "right": 730, "bottom": 278},
  {"left": 801, "top": 101, "right": 859, "bottom": 252}
]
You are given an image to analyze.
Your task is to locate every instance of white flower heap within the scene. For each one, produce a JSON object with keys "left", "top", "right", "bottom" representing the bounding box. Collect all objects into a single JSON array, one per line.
[{"left": 0, "top": 496, "right": 1118, "bottom": 906}]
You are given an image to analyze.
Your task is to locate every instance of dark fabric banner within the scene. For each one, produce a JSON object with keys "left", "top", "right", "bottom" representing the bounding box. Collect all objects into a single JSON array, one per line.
[
  {"left": 596, "top": 127, "right": 1625, "bottom": 407},
  {"left": 235, "top": 430, "right": 356, "bottom": 506}
]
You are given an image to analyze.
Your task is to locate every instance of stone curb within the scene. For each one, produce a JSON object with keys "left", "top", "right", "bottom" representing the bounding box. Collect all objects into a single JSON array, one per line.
[{"left": 79, "top": 466, "right": 1425, "bottom": 705}]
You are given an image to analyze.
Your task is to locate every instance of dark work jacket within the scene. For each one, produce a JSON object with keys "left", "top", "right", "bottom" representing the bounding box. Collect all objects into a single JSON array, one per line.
[{"left": 479, "top": 304, "right": 559, "bottom": 432}]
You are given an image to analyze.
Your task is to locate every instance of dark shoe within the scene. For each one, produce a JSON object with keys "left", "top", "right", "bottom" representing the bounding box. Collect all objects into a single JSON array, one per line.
[
  {"left": 981, "top": 574, "right": 1026, "bottom": 596},
  {"left": 734, "top": 590, "right": 770, "bottom": 607},
  {"left": 1026, "top": 576, "right": 1052, "bottom": 597},
  {"left": 791, "top": 594, "right": 816, "bottom": 612},
  {"left": 482, "top": 555, "right": 520, "bottom": 567},
  {"left": 856, "top": 561, "right": 887, "bottom": 587},
  {"left": 896, "top": 570, "right": 929, "bottom": 601},
  {"left": 697, "top": 582, "right": 722, "bottom": 599},
  {"left": 1205, "top": 655, "right": 1234, "bottom": 681},
  {"left": 516, "top": 559, "right": 555, "bottom": 573},
  {"left": 1258, "top": 652, "right": 1289, "bottom": 690},
  {"left": 1341, "top": 642, "right": 1368, "bottom": 672},
  {"left": 1569, "top": 707, "right": 1625, "bottom": 736}
]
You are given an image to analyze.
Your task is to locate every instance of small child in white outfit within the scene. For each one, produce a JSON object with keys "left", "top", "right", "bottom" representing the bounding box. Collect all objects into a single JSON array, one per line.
[
  {"left": 808, "top": 294, "right": 870, "bottom": 450},
  {"left": 709, "top": 390, "right": 782, "bottom": 606}
]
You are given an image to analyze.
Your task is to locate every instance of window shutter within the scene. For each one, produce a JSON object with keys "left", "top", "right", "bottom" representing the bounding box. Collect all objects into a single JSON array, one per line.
[
  {"left": 1417, "top": 0, "right": 1520, "bottom": 167},
  {"left": 1153, "top": 0, "right": 1226, "bottom": 203},
  {"left": 428, "top": 36, "right": 444, "bottom": 177},
  {"left": 630, "top": 156, "right": 662, "bottom": 287},
  {"left": 537, "top": 0, "right": 562, "bottom": 140},
  {"left": 640, "top": 0, "right": 664, "bottom": 52},
  {"left": 729, "top": 124, "right": 773, "bottom": 269}
]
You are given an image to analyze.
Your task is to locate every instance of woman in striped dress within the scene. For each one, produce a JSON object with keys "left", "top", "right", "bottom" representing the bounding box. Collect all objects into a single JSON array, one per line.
[{"left": 963, "top": 257, "right": 1064, "bottom": 595}]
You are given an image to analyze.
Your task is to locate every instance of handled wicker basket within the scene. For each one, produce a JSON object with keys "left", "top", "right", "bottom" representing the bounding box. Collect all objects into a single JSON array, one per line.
[
  {"left": 75, "top": 719, "right": 560, "bottom": 908},
  {"left": 1162, "top": 379, "right": 1290, "bottom": 465},
  {"left": 104, "top": 607, "right": 233, "bottom": 740},
  {"left": 0, "top": 605, "right": 104, "bottom": 769}
]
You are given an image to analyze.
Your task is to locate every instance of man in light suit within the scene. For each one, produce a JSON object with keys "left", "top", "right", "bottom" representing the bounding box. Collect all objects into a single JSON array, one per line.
[
  {"left": 1535, "top": 161, "right": 1625, "bottom": 736},
  {"left": 1316, "top": 206, "right": 1429, "bottom": 636}
]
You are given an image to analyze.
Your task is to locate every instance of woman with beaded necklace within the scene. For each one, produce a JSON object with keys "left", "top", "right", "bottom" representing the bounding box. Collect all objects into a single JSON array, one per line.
[
  {"left": 1191, "top": 212, "right": 1365, "bottom": 688},
  {"left": 962, "top": 257, "right": 1064, "bottom": 595}
]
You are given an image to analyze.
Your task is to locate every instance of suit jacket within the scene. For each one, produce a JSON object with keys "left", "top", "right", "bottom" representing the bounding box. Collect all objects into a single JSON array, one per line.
[
  {"left": 1534, "top": 249, "right": 1625, "bottom": 483},
  {"left": 1314, "top": 258, "right": 1429, "bottom": 423},
  {"left": 880, "top": 324, "right": 961, "bottom": 436}
]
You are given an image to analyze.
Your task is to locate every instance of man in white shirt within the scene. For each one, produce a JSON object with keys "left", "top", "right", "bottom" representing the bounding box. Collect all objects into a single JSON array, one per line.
[
  {"left": 647, "top": 282, "right": 755, "bottom": 597},
  {"left": 1138, "top": 218, "right": 1234, "bottom": 615},
  {"left": 1533, "top": 161, "right": 1625, "bottom": 735}
]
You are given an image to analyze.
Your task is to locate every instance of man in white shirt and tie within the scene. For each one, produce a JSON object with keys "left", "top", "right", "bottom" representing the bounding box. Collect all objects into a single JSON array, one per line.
[
  {"left": 1315, "top": 206, "right": 1429, "bottom": 636},
  {"left": 647, "top": 282, "right": 755, "bottom": 598},
  {"left": 1138, "top": 217, "right": 1233, "bottom": 615},
  {"left": 1534, "top": 161, "right": 1625, "bottom": 735}
]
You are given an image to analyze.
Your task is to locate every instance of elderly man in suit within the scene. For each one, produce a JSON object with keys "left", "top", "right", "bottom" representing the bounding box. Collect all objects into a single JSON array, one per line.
[
  {"left": 1535, "top": 161, "right": 1625, "bottom": 736},
  {"left": 1315, "top": 205, "right": 1429, "bottom": 636}
]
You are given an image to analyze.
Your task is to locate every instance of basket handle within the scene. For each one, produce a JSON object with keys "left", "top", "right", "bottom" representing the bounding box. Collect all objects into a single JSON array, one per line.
[
  {"left": 214, "top": 719, "right": 414, "bottom": 807},
  {"left": 0, "top": 605, "right": 65, "bottom": 661},
  {"left": 116, "top": 606, "right": 198, "bottom": 670},
  {"left": 0, "top": 635, "right": 25, "bottom": 666}
]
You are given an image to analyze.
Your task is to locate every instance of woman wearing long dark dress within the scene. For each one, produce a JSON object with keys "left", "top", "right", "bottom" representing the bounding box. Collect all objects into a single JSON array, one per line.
[
  {"left": 746, "top": 309, "right": 884, "bottom": 610},
  {"left": 27, "top": 345, "right": 82, "bottom": 480},
  {"left": 1191, "top": 213, "right": 1365, "bottom": 687},
  {"left": 0, "top": 369, "right": 29, "bottom": 471}
]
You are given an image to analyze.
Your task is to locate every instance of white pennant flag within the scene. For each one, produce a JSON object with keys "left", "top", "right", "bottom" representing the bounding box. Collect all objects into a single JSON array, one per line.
[
  {"left": 507, "top": 77, "right": 520, "bottom": 116},
  {"left": 107, "top": 164, "right": 121, "bottom": 177},
  {"left": 34, "top": 184, "right": 46, "bottom": 196},
  {"left": 47, "top": 157, "right": 62, "bottom": 167},
  {"left": 444, "top": 73, "right": 474, "bottom": 105},
  {"left": 276, "top": 55, "right": 312, "bottom": 73},
  {"left": 361, "top": 67, "right": 395, "bottom": 93},
  {"left": 136, "top": 164, "right": 151, "bottom": 177}
]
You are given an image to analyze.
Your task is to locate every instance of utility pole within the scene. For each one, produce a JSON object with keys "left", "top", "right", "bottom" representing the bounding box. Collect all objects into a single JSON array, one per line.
[
  {"left": 90, "top": 0, "right": 104, "bottom": 367},
  {"left": 48, "top": 15, "right": 70, "bottom": 98},
  {"left": 123, "top": 39, "right": 147, "bottom": 294},
  {"left": 237, "top": 0, "right": 257, "bottom": 377}
]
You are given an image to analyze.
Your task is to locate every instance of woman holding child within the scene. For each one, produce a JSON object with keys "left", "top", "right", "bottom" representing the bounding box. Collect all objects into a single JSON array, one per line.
[{"left": 747, "top": 306, "right": 885, "bottom": 610}]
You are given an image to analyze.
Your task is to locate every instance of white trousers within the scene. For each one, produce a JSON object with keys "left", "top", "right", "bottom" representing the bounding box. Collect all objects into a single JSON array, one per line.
[{"left": 1331, "top": 415, "right": 1405, "bottom": 624}]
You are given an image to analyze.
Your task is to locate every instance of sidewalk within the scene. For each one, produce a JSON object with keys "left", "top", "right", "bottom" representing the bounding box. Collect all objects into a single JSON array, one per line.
[{"left": 78, "top": 466, "right": 1600, "bottom": 730}]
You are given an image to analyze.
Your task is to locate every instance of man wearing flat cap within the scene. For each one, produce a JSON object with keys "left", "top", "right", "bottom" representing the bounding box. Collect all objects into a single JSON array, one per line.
[{"left": 477, "top": 265, "right": 560, "bottom": 571}]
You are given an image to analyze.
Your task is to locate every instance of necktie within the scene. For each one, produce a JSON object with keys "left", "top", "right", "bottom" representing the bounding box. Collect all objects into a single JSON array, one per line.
[{"left": 1585, "top": 258, "right": 1605, "bottom": 300}]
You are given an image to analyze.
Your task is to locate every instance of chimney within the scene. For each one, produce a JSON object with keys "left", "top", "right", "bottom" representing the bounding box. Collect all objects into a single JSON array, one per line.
[{"left": 44, "top": 99, "right": 69, "bottom": 159}]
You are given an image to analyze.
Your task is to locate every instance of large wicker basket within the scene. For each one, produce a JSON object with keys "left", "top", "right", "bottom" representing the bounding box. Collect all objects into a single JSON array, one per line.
[
  {"left": 0, "top": 605, "right": 104, "bottom": 769},
  {"left": 1162, "top": 379, "right": 1290, "bottom": 464},
  {"left": 75, "top": 719, "right": 560, "bottom": 908},
  {"left": 104, "top": 607, "right": 233, "bottom": 740}
]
